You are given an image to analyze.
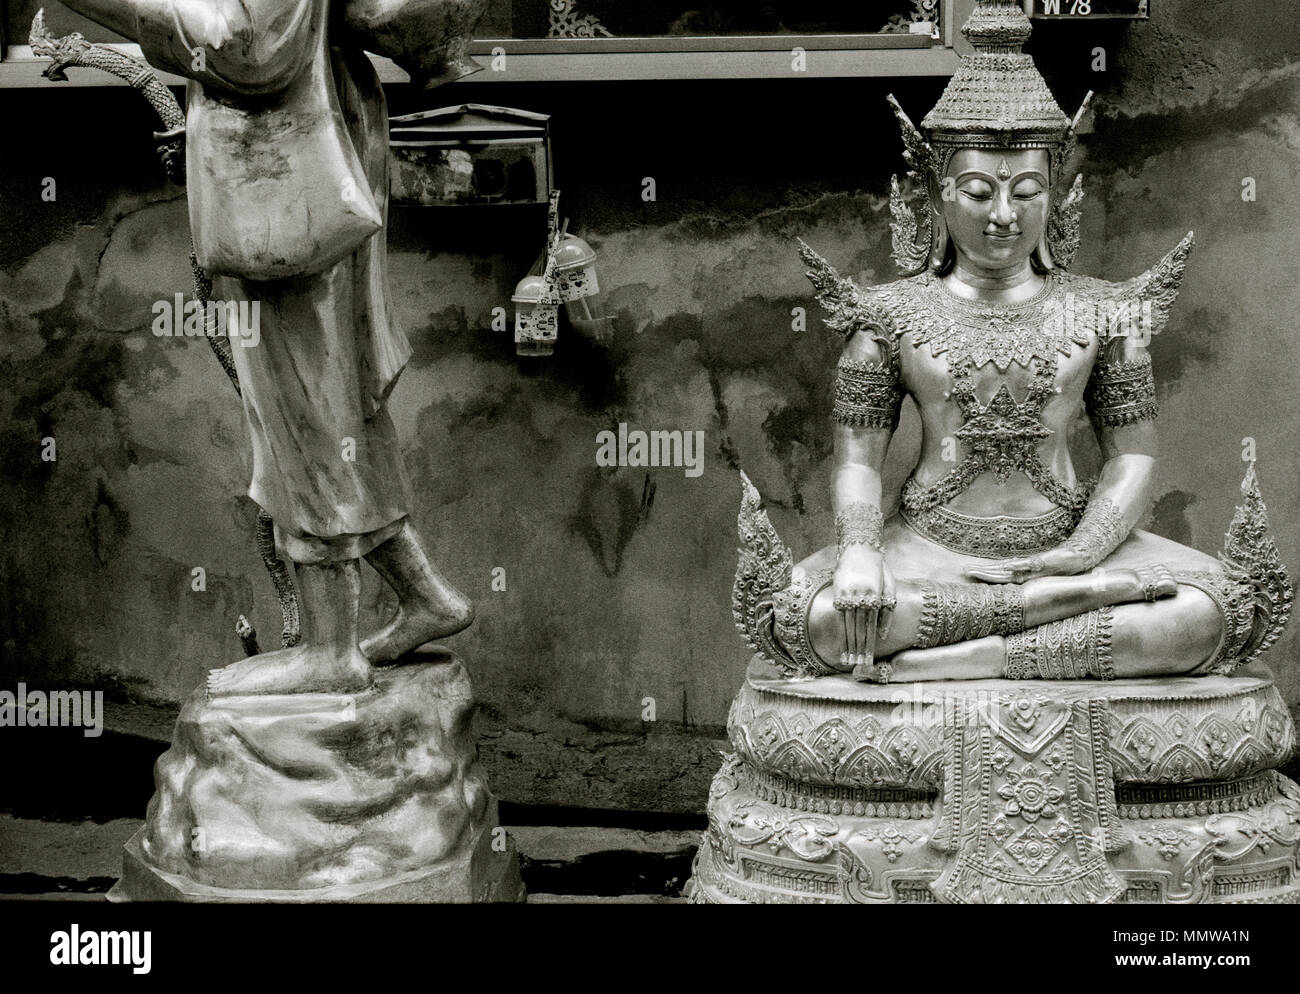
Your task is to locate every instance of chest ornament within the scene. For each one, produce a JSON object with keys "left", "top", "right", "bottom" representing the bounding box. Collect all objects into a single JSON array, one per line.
[{"left": 954, "top": 384, "right": 1054, "bottom": 484}]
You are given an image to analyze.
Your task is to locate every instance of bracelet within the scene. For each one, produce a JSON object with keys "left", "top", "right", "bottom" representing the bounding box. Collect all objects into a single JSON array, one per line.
[
  {"left": 1064, "top": 497, "right": 1128, "bottom": 570},
  {"left": 836, "top": 502, "right": 885, "bottom": 558}
]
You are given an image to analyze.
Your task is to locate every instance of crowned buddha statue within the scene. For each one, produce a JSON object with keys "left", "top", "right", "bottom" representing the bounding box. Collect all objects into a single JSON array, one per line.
[{"left": 690, "top": 0, "right": 1299, "bottom": 904}]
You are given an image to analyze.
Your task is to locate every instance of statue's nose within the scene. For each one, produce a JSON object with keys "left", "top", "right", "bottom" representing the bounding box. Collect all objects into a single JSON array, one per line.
[{"left": 989, "top": 192, "right": 1018, "bottom": 228}]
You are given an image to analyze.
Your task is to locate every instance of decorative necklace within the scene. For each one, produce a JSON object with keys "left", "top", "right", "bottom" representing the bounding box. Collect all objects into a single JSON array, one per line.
[{"left": 906, "top": 272, "right": 1093, "bottom": 372}]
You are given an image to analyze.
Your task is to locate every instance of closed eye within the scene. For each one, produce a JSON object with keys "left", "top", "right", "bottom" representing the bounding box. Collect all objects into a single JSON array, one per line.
[{"left": 958, "top": 179, "right": 995, "bottom": 202}]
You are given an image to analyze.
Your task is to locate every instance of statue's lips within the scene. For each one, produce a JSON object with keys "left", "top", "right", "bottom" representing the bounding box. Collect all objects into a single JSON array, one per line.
[{"left": 985, "top": 232, "right": 1022, "bottom": 242}]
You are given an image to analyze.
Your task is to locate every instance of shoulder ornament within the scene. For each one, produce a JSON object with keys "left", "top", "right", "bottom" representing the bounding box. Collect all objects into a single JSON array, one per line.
[
  {"left": 797, "top": 239, "right": 900, "bottom": 342},
  {"left": 1059, "top": 232, "right": 1195, "bottom": 354}
]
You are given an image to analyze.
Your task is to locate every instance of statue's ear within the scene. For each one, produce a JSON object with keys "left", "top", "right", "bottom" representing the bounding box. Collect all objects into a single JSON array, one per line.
[
  {"left": 1033, "top": 229, "right": 1056, "bottom": 273},
  {"left": 928, "top": 210, "right": 951, "bottom": 274},
  {"left": 1046, "top": 174, "right": 1086, "bottom": 271},
  {"left": 926, "top": 171, "right": 944, "bottom": 212},
  {"left": 925, "top": 167, "right": 950, "bottom": 273}
]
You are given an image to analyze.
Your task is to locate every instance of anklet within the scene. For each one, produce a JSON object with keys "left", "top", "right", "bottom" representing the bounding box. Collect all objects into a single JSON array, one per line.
[
  {"left": 1002, "top": 607, "right": 1115, "bottom": 680},
  {"left": 1004, "top": 629, "right": 1038, "bottom": 680}
]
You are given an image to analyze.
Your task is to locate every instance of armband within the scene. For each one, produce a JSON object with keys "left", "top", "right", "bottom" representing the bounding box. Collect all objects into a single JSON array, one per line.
[
  {"left": 833, "top": 355, "right": 903, "bottom": 431},
  {"left": 1084, "top": 352, "right": 1158, "bottom": 429}
]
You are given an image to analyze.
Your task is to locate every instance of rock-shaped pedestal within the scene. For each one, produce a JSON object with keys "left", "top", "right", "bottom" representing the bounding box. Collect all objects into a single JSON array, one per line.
[
  {"left": 109, "top": 649, "right": 523, "bottom": 902},
  {"left": 687, "top": 657, "right": 1300, "bottom": 904}
]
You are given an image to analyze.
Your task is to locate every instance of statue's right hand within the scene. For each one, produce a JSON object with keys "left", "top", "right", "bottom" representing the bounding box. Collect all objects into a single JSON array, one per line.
[{"left": 833, "top": 546, "right": 895, "bottom": 670}]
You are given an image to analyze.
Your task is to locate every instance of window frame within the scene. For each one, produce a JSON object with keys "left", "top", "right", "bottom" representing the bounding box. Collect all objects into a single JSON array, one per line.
[{"left": 0, "top": 0, "right": 978, "bottom": 85}]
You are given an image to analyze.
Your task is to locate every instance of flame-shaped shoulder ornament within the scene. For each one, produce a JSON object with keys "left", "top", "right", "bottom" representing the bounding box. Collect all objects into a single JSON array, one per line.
[
  {"left": 1110, "top": 231, "right": 1195, "bottom": 332},
  {"left": 1065, "top": 230, "right": 1196, "bottom": 361},
  {"left": 795, "top": 238, "right": 898, "bottom": 342}
]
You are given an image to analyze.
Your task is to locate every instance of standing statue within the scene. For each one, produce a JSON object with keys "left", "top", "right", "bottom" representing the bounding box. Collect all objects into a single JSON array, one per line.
[
  {"left": 692, "top": 0, "right": 1298, "bottom": 904},
  {"left": 44, "top": 0, "right": 523, "bottom": 902},
  {"left": 54, "top": 0, "right": 485, "bottom": 696}
]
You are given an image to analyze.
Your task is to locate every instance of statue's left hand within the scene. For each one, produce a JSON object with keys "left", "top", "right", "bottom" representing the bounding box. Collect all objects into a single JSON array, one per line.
[{"left": 965, "top": 546, "right": 1090, "bottom": 584}]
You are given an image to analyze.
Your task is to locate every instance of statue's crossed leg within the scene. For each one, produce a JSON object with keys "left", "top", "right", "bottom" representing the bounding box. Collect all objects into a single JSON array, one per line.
[{"left": 799, "top": 566, "right": 1226, "bottom": 683}]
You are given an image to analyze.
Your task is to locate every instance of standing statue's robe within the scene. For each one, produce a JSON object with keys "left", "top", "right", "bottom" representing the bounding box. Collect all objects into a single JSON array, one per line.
[{"left": 134, "top": 0, "right": 417, "bottom": 562}]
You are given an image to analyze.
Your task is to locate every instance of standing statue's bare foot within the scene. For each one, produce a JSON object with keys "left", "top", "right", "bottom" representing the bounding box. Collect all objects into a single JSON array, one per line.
[
  {"left": 208, "top": 645, "right": 374, "bottom": 697},
  {"left": 361, "top": 585, "right": 475, "bottom": 664},
  {"left": 362, "top": 521, "right": 477, "bottom": 664}
]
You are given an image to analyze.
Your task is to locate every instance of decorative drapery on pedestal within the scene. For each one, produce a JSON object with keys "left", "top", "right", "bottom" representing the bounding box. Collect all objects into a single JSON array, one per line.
[{"left": 930, "top": 694, "right": 1127, "bottom": 903}]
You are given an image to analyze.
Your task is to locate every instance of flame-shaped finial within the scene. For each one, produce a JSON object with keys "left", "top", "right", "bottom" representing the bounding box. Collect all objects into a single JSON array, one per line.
[{"left": 1220, "top": 461, "right": 1293, "bottom": 665}]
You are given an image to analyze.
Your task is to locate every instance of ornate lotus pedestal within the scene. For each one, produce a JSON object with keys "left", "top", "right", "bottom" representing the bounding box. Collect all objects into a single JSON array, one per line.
[
  {"left": 108, "top": 650, "right": 523, "bottom": 903},
  {"left": 688, "top": 657, "right": 1300, "bottom": 904}
]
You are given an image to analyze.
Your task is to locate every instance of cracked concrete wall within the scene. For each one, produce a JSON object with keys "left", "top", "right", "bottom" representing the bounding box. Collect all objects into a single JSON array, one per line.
[{"left": 0, "top": 0, "right": 1296, "bottom": 812}]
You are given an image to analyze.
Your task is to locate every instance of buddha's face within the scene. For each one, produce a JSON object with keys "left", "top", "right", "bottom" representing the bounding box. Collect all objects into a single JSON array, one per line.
[{"left": 941, "top": 148, "right": 1050, "bottom": 275}]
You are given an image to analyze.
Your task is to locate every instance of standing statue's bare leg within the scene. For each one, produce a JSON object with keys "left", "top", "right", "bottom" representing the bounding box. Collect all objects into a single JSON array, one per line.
[
  {"left": 361, "top": 520, "right": 475, "bottom": 663},
  {"left": 207, "top": 560, "right": 373, "bottom": 697}
]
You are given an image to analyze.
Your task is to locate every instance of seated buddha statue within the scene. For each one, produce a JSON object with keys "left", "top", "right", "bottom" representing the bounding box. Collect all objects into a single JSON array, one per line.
[
  {"left": 734, "top": 0, "right": 1291, "bottom": 690},
  {"left": 701, "top": 1, "right": 1297, "bottom": 907}
]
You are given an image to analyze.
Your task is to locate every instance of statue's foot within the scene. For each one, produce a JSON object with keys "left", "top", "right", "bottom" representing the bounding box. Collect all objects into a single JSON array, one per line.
[
  {"left": 361, "top": 589, "right": 475, "bottom": 665},
  {"left": 871, "top": 636, "right": 1007, "bottom": 683},
  {"left": 207, "top": 645, "right": 374, "bottom": 698},
  {"left": 1117, "top": 564, "right": 1179, "bottom": 603}
]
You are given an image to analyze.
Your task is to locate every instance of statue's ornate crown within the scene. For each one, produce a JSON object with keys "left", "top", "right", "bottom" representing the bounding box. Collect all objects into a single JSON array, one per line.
[
  {"left": 886, "top": 0, "right": 1091, "bottom": 276},
  {"left": 922, "top": 0, "right": 1072, "bottom": 150}
]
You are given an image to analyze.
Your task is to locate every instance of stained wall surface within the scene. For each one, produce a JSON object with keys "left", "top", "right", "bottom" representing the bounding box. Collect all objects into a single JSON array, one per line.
[{"left": 1, "top": 0, "right": 1296, "bottom": 811}]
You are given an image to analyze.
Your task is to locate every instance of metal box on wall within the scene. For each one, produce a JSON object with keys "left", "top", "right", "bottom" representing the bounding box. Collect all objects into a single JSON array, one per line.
[{"left": 389, "top": 104, "right": 553, "bottom": 206}]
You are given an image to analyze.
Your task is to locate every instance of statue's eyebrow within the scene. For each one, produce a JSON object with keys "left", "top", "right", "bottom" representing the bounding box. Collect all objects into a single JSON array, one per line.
[{"left": 953, "top": 169, "right": 1049, "bottom": 185}]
